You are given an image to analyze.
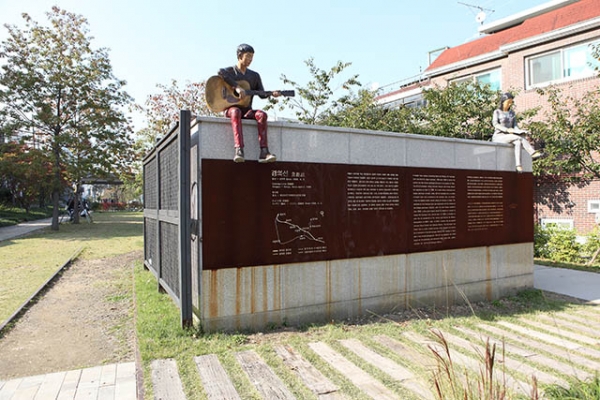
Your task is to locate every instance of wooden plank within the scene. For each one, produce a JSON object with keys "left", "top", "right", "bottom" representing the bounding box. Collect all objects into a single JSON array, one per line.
[
  {"left": 151, "top": 359, "right": 186, "bottom": 400},
  {"left": 308, "top": 342, "right": 399, "bottom": 400},
  {"left": 523, "top": 319, "right": 600, "bottom": 346},
  {"left": 273, "top": 344, "right": 343, "bottom": 399},
  {"left": 235, "top": 350, "right": 296, "bottom": 400},
  {"left": 497, "top": 320, "right": 583, "bottom": 350},
  {"left": 402, "top": 331, "right": 533, "bottom": 397},
  {"left": 537, "top": 314, "right": 600, "bottom": 338},
  {"left": 478, "top": 323, "right": 600, "bottom": 372},
  {"left": 57, "top": 369, "right": 83, "bottom": 400},
  {"left": 373, "top": 335, "right": 437, "bottom": 371},
  {"left": 555, "top": 312, "right": 600, "bottom": 329},
  {"left": 497, "top": 320, "right": 600, "bottom": 358},
  {"left": 575, "top": 307, "right": 600, "bottom": 319},
  {"left": 194, "top": 354, "right": 241, "bottom": 400},
  {"left": 435, "top": 328, "right": 569, "bottom": 387},
  {"left": 339, "top": 339, "right": 434, "bottom": 400},
  {"left": 453, "top": 326, "right": 537, "bottom": 358},
  {"left": 35, "top": 371, "right": 67, "bottom": 400},
  {"left": 455, "top": 326, "right": 592, "bottom": 380}
]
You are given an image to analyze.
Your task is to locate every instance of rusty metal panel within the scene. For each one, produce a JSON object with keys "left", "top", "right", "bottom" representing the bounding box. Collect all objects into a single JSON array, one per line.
[{"left": 201, "top": 159, "right": 532, "bottom": 270}]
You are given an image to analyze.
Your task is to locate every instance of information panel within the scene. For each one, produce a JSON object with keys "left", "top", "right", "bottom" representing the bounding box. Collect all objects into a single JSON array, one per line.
[{"left": 201, "top": 159, "right": 533, "bottom": 270}]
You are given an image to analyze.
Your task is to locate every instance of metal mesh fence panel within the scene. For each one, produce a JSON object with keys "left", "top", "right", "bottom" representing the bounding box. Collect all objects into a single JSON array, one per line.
[
  {"left": 144, "top": 218, "right": 158, "bottom": 275},
  {"left": 159, "top": 139, "right": 179, "bottom": 211},
  {"left": 144, "top": 158, "right": 158, "bottom": 209},
  {"left": 142, "top": 116, "right": 193, "bottom": 327},
  {"left": 160, "top": 221, "right": 180, "bottom": 298}
]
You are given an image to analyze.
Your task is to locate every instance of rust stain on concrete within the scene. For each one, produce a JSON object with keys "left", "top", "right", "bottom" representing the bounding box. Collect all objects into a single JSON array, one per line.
[{"left": 208, "top": 271, "right": 219, "bottom": 317}]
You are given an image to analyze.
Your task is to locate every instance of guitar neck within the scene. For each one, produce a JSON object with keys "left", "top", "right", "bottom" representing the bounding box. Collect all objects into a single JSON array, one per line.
[
  {"left": 245, "top": 89, "right": 295, "bottom": 98},
  {"left": 246, "top": 90, "right": 274, "bottom": 97}
]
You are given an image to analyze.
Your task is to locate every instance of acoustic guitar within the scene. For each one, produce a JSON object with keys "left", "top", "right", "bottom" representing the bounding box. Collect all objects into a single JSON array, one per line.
[{"left": 205, "top": 75, "right": 295, "bottom": 113}]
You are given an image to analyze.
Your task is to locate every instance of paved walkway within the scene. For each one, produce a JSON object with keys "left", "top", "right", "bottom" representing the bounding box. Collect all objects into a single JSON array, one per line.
[
  {"left": 534, "top": 264, "right": 600, "bottom": 303},
  {"left": 0, "top": 217, "right": 53, "bottom": 242},
  {"left": 0, "top": 363, "right": 136, "bottom": 400},
  {"left": 1, "top": 218, "right": 600, "bottom": 399}
]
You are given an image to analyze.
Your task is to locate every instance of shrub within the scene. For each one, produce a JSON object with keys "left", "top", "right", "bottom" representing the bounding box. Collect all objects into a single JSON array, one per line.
[
  {"left": 534, "top": 224, "right": 550, "bottom": 258},
  {"left": 580, "top": 226, "right": 600, "bottom": 265},
  {"left": 540, "top": 225, "right": 581, "bottom": 263}
]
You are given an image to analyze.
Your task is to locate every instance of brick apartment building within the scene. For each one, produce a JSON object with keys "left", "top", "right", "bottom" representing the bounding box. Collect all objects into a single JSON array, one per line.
[{"left": 377, "top": 0, "right": 600, "bottom": 234}]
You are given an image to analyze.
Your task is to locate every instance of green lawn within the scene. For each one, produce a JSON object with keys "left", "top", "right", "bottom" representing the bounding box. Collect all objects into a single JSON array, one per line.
[
  {"left": 3, "top": 210, "right": 599, "bottom": 399},
  {"left": 134, "top": 261, "right": 599, "bottom": 400},
  {"left": 0, "top": 205, "right": 53, "bottom": 227},
  {"left": 0, "top": 211, "right": 143, "bottom": 323}
]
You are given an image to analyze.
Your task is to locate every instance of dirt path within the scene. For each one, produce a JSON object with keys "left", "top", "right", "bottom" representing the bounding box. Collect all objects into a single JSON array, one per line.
[{"left": 0, "top": 250, "right": 140, "bottom": 380}]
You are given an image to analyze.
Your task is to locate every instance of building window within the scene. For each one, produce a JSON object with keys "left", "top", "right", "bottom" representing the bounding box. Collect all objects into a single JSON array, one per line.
[
  {"left": 453, "top": 68, "right": 502, "bottom": 91},
  {"left": 588, "top": 200, "right": 600, "bottom": 213},
  {"left": 540, "top": 218, "right": 574, "bottom": 230},
  {"left": 527, "top": 40, "right": 600, "bottom": 88},
  {"left": 381, "top": 93, "right": 426, "bottom": 109}
]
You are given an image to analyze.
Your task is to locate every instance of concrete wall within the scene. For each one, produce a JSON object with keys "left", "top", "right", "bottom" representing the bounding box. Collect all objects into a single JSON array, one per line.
[
  {"left": 193, "top": 116, "right": 532, "bottom": 171},
  {"left": 191, "top": 117, "right": 534, "bottom": 332}
]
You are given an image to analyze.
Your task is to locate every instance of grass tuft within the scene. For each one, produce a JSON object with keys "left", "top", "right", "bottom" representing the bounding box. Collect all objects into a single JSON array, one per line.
[{"left": 429, "top": 329, "right": 519, "bottom": 400}]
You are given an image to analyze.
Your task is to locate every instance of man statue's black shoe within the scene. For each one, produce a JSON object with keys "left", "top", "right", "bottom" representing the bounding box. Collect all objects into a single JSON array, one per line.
[
  {"left": 258, "top": 147, "right": 276, "bottom": 163},
  {"left": 233, "top": 147, "right": 245, "bottom": 163}
]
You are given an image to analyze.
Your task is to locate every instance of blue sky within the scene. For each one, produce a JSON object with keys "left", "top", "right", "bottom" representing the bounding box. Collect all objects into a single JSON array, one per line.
[{"left": 0, "top": 0, "right": 549, "bottom": 127}]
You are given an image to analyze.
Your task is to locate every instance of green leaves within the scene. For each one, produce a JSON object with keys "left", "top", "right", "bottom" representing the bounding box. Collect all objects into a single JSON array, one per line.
[
  {"left": 415, "top": 81, "right": 500, "bottom": 140},
  {"left": 136, "top": 79, "right": 212, "bottom": 144},
  {"left": 530, "top": 87, "right": 600, "bottom": 181},
  {"left": 282, "top": 58, "right": 600, "bottom": 189},
  {"left": 274, "top": 58, "right": 361, "bottom": 124},
  {"left": 0, "top": 7, "right": 134, "bottom": 229}
]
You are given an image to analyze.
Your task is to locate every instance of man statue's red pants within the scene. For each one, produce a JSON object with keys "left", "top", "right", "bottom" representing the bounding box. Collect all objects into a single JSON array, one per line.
[{"left": 225, "top": 107, "right": 268, "bottom": 148}]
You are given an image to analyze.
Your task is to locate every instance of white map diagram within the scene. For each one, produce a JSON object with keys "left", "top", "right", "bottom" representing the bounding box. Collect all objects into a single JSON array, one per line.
[{"left": 274, "top": 212, "right": 325, "bottom": 245}]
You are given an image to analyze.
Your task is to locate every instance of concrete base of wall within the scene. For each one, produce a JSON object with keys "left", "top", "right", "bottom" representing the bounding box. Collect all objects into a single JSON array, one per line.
[{"left": 199, "top": 243, "right": 533, "bottom": 332}]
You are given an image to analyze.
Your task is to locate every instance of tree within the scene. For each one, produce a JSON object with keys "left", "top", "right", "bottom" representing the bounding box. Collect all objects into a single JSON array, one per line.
[
  {"left": 0, "top": 7, "right": 134, "bottom": 229},
  {"left": 526, "top": 86, "right": 600, "bottom": 180},
  {"left": 411, "top": 81, "right": 502, "bottom": 140},
  {"left": 0, "top": 142, "right": 54, "bottom": 212},
  {"left": 136, "top": 79, "right": 213, "bottom": 145},
  {"left": 319, "top": 88, "right": 416, "bottom": 133},
  {"left": 315, "top": 79, "right": 502, "bottom": 140},
  {"left": 128, "top": 79, "right": 214, "bottom": 201},
  {"left": 272, "top": 58, "right": 361, "bottom": 124}
]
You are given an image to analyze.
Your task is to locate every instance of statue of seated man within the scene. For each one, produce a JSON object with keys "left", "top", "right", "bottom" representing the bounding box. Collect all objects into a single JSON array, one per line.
[
  {"left": 491, "top": 92, "right": 543, "bottom": 172},
  {"left": 218, "top": 44, "right": 280, "bottom": 163}
]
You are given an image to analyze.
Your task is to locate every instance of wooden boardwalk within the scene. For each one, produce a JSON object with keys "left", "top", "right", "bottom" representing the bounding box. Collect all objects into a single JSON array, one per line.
[
  {"left": 147, "top": 306, "right": 600, "bottom": 400},
  {"left": 2, "top": 306, "right": 599, "bottom": 399}
]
